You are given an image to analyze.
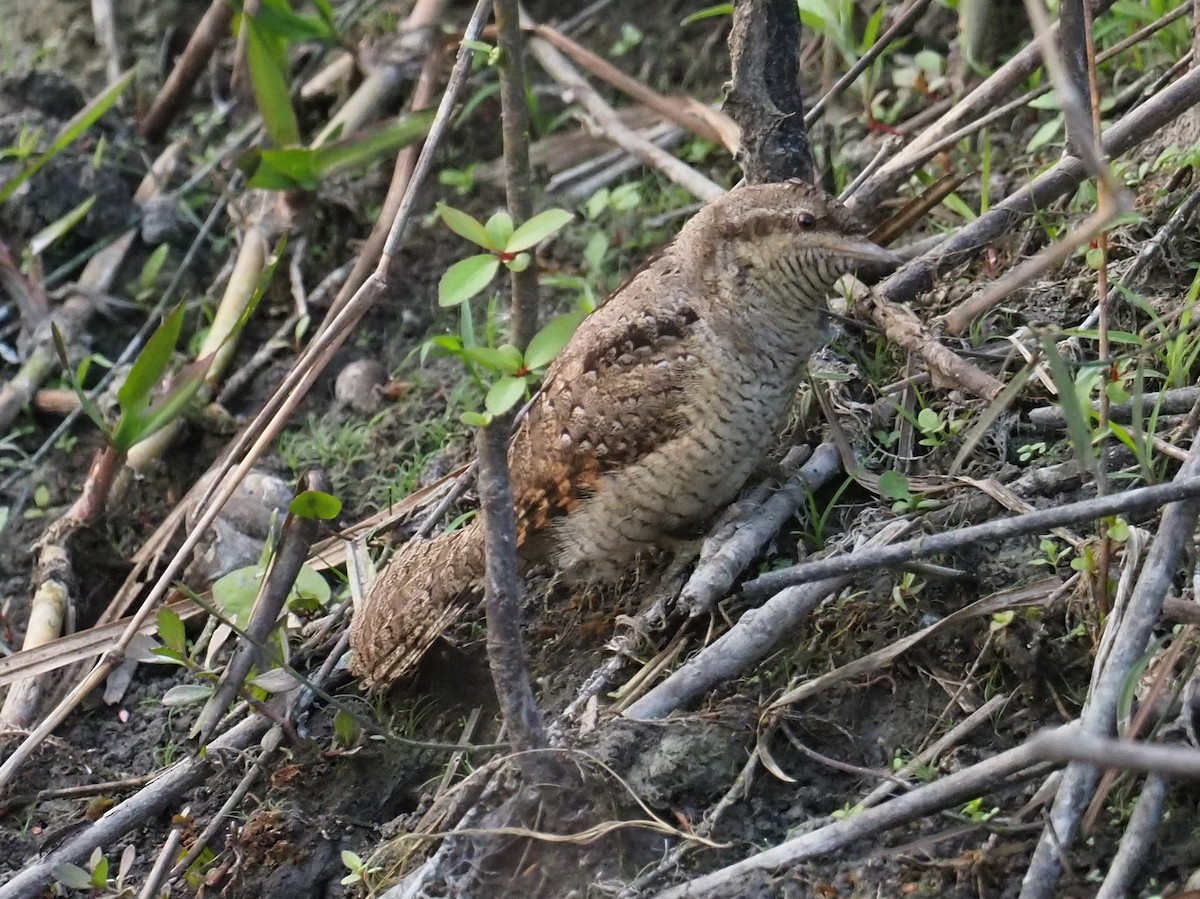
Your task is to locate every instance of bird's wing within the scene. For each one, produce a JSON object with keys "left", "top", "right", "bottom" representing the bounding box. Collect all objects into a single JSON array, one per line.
[{"left": 509, "top": 269, "right": 712, "bottom": 540}]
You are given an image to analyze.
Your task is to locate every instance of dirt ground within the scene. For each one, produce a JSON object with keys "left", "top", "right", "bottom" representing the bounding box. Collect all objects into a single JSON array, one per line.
[{"left": 3, "top": 1, "right": 1200, "bottom": 897}]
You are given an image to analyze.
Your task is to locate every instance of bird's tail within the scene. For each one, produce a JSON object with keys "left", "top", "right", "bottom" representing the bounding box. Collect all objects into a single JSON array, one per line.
[{"left": 349, "top": 520, "right": 486, "bottom": 690}]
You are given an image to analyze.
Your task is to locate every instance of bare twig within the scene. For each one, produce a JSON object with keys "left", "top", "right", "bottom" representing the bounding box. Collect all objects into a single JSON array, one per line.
[
  {"left": 652, "top": 729, "right": 1068, "bottom": 899},
  {"left": 742, "top": 475, "right": 1200, "bottom": 600},
  {"left": 525, "top": 15, "right": 724, "bottom": 202},
  {"left": 623, "top": 519, "right": 912, "bottom": 721},
  {"left": 138, "top": 0, "right": 235, "bottom": 142}
]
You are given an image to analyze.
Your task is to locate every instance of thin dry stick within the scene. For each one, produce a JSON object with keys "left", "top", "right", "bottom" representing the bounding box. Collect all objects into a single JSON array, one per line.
[
  {"left": 1094, "top": 773, "right": 1169, "bottom": 899},
  {"left": 526, "top": 23, "right": 736, "bottom": 150},
  {"left": 0, "top": 0, "right": 494, "bottom": 793},
  {"left": 872, "top": 62, "right": 1200, "bottom": 323},
  {"left": 651, "top": 729, "right": 1069, "bottom": 899},
  {"left": 1034, "top": 731, "right": 1200, "bottom": 779},
  {"left": 940, "top": 205, "right": 1126, "bottom": 335},
  {"left": 525, "top": 16, "right": 724, "bottom": 202},
  {"left": 138, "top": 0, "right": 235, "bottom": 141},
  {"left": 741, "top": 475, "right": 1200, "bottom": 600}
]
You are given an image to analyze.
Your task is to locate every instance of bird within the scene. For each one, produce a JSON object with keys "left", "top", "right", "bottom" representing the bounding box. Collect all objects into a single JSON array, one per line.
[{"left": 350, "top": 178, "right": 898, "bottom": 690}]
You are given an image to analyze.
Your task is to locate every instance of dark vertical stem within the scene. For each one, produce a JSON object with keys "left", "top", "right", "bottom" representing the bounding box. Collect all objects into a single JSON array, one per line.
[
  {"left": 724, "top": 0, "right": 813, "bottom": 184},
  {"left": 480, "top": 0, "right": 553, "bottom": 785},
  {"left": 475, "top": 420, "right": 552, "bottom": 781},
  {"left": 493, "top": 0, "right": 540, "bottom": 350}
]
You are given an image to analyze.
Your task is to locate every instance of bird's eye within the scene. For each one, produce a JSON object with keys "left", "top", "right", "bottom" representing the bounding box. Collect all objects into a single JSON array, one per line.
[{"left": 796, "top": 211, "right": 816, "bottom": 229}]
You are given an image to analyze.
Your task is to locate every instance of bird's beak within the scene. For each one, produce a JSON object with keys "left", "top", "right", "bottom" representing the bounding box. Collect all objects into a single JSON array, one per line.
[
  {"left": 823, "top": 233, "right": 901, "bottom": 283},
  {"left": 832, "top": 234, "right": 902, "bottom": 270}
]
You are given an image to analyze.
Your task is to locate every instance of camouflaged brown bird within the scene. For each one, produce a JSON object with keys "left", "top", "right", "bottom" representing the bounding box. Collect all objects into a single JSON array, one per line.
[{"left": 350, "top": 179, "right": 898, "bottom": 690}]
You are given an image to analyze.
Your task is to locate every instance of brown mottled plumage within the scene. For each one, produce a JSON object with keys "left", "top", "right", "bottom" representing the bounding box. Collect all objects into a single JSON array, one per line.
[{"left": 350, "top": 180, "right": 897, "bottom": 689}]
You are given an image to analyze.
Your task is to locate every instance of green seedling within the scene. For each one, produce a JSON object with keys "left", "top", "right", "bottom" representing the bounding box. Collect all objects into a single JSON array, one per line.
[
  {"left": 431, "top": 203, "right": 579, "bottom": 425},
  {"left": 53, "top": 845, "right": 135, "bottom": 897},
  {"left": 340, "top": 850, "right": 382, "bottom": 887},
  {"left": 55, "top": 304, "right": 212, "bottom": 455}
]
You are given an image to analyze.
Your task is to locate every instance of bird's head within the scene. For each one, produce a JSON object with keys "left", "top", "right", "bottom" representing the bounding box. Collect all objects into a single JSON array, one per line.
[{"left": 689, "top": 179, "right": 899, "bottom": 302}]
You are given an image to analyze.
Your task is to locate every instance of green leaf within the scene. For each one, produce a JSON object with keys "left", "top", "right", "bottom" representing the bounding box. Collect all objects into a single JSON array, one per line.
[
  {"left": 464, "top": 344, "right": 523, "bottom": 374},
  {"left": 28, "top": 195, "right": 96, "bottom": 256},
  {"left": 139, "top": 243, "right": 171, "bottom": 292},
  {"left": 682, "top": 3, "right": 733, "bottom": 24},
  {"left": 91, "top": 855, "right": 109, "bottom": 888},
  {"left": 485, "top": 376, "right": 527, "bottom": 416},
  {"left": 1040, "top": 335, "right": 1097, "bottom": 479},
  {"left": 251, "top": 0, "right": 335, "bottom": 42},
  {"left": 162, "top": 684, "right": 214, "bottom": 707},
  {"left": 877, "top": 470, "right": 912, "bottom": 501},
  {"left": 289, "top": 489, "right": 342, "bottom": 520},
  {"left": 246, "top": 147, "right": 319, "bottom": 190},
  {"left": 0, "top": 68, "right": 135, "bottom": 205},
  {"left": 438, "top": 203, "right": 497, "bottom": 250},
  {"left": 438, "top": 254, "right": 499, "bottom": 306},
  {"left": 333, "top": 708, "right": 360, "bottom": 747},
  {"left": 116, "top": 305, "right": 184, "bottom": 426},
  {"left": 525, "top": 311, "right": 584, "bottom": 370},
  {"left": 53, "top": 864, "right": 94, "bottom": 891},
  {"left": 250, "top": 668, "right": 298, "bottom": 693},
  {"left": 211, "top": 565, "right": 264, "bottom": 629},
  {"left": 1027, "top": 116, "right": 1063, "bottom": 153},
  {"left": 916, "top": 407, "right": 941, "bottom": 433},
  {"left": 244, "top": 13, "right": 301, "bottom": 147},
  {"left": 505, "top": 208, "right": 574, "bottom": 252},
  {"left": 485, "top": 211, "right": 514, "bottom": 248},
  {"left": 461, "top": 410, "right": 492, "bottom": 427},
  {"left": 149, "top": 647, "right": 189, "bottom": 666},
  {"left": 312, "top": 111, "right": 435, "bottom": 178},
  {"left": 158, "top": 606, "right": 187, "bottom": 653},
  {"left": 113, "top": 350, "right": 212, "bottom": 453},
  {"left": 290, "top": 564, "right": 332, "bottom": 609}
]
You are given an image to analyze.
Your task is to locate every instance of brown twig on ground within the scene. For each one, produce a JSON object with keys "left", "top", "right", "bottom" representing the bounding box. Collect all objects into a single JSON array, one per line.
[
  {"left": 138, "top": 0, "right": 235, "bottom": 142},
  {"left": 724, "top": 0, "right": 813, "bottom": 184},
  {"left": 526, "top": 23, "right": 737, "bottom": 151}
]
